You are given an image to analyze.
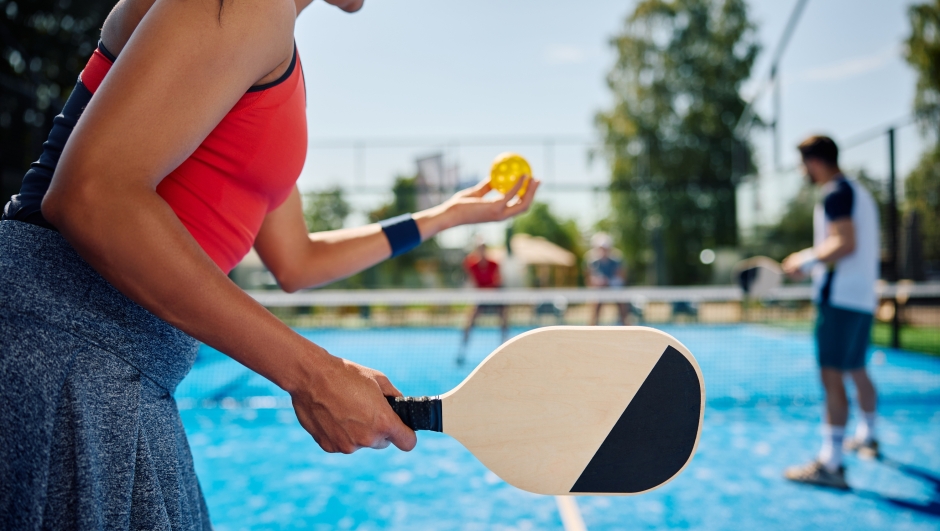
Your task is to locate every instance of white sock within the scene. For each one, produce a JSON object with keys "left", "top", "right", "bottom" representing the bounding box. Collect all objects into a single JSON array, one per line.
[
  {"left": 818, "top": 425, "right": 845, "bottom": 472},
  {"left": 855, "top": 412, "right": 876, "bottom": 443}
]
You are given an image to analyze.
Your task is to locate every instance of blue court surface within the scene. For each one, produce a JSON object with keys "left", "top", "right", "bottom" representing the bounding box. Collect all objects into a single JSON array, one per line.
[{"left": 177, "top": 325, "right": 940, "bottom": 530}]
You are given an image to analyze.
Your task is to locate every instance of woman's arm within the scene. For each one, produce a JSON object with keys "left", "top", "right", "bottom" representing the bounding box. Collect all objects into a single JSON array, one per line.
[
  {"left": 43, "top": 0, "right": 413, "bottom": 454},
  {"left": 254, "top": 178, "right": 539, "bottom": 292}
]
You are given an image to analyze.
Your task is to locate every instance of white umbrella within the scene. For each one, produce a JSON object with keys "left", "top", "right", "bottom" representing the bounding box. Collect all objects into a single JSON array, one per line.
[{"left": 488, "top": 234, "right": 576, "bottom": 267}]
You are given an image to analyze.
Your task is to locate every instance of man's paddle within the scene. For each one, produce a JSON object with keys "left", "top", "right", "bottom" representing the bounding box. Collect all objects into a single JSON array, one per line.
[
  {"left": 731, "top": 256, "right": 783, "bottom": 298},
  {"left": 386, "top": 326, "right": 704, "bottom": 496}
]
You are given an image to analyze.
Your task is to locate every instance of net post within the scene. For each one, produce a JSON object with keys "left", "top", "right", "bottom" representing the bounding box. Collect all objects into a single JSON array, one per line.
[{"left": 888, "top": 128, "right": 901, "bottom": 350}]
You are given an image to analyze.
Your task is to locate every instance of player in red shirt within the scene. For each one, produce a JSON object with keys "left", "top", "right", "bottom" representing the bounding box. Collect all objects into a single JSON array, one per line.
[{"left": 459, "top": 240, "right": 509, "bottom": 365}]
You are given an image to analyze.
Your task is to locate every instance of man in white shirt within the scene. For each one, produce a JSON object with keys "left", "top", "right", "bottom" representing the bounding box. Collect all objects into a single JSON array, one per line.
[{"left": 781, "top": 136, "right": 881, "bottom": 490}]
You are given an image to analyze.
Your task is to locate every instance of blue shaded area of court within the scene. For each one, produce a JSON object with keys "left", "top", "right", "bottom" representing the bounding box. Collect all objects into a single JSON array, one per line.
[{"left": 177, "top": 325, "right": 940, "bottom": 530}]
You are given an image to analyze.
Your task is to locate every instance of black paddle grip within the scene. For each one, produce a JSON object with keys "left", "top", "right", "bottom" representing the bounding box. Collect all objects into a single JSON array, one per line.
[{"left": 386, "top": 396, "right": 442, "bottom": 432}]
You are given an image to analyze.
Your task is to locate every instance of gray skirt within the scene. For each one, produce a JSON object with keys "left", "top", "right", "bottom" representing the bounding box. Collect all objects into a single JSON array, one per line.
[{"left": 0, "top": 220, "right": 211, "bottom": 530}]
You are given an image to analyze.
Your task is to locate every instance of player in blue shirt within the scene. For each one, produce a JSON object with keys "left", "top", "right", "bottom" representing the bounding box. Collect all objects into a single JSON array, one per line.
[{"left": 586, "top": 233, "right": 632, "bottom": 326}]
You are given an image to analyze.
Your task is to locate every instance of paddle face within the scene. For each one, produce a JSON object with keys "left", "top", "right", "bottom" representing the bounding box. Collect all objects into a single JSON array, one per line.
[
  {"left": 732, "top": 256, "right": 783, "bottom": 297},
  {"left": 390, "top": 326, "right": 704, "bottom": 496}
]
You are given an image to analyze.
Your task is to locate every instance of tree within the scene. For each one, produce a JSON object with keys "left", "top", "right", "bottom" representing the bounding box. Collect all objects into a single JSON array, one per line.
[
  {"left": 360, "top": 175, "right": 442, "bottom": 288},
  {"left": 904, "top": 146, "right": 940, "bottom": 271},
  {"left": 511, "top": 202, "right": 583, "bottom": 257},
  {"left": 904, "top": 1, "right": 940, "bottom": 272},
  {"left": 906, "top": 1, "right": 940, "bottom": 134},
  {"left": 747, "top": 185, "right": 815, "bottom": 262},
  {"left": 368, "top": 175, "right": 418, "bottom": 223},
  {"left": 596, "top": 0, "right": 759, "bottom": 285},
  {"left": 1, "top": 0, "right": 113, "bottom": 204},
  {"left": 303, "top": 187, "right": 350, "bottom": 233}
]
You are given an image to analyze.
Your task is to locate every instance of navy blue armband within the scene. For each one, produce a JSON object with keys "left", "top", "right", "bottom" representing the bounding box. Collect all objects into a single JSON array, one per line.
[{"left": 380, "top": 214, "right": 422, "bottom": 257}]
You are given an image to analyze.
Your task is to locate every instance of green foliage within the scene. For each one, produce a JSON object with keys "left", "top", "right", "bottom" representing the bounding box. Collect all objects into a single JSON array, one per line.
[
  {"left": 597, "top": 0, "right": 759, "bottom": 285},
  {"left": 303, "top": 187, "right": 350, "bottom": 233},
  {"left": 368, "top": 176, "right": 418, "bottom": 222},
  {"left": 511, "top": 202, "right": 584, "bottom": 257},
  {"left": 906, "top": 1, "right": 940, "bottom": 134},
  {"left": 748, "top": 185, "right": 815, "bottom": 261},
  {"left": 904, "top": 1, "right": 940, "bottom": 271},
  {"left": 904, "top": 145, "right": 940, "bottom": 267},
  {"left": 358, "top": 175, "right": 441, "bottom": 288}
]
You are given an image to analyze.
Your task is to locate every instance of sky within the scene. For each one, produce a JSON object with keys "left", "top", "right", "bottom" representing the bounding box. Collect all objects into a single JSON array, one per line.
[
  {"left": 740, "top": 0, "right": 925, "bottom": 230},
  {"left": 293, "top": 0, "right": 927, "bottom": 247}
]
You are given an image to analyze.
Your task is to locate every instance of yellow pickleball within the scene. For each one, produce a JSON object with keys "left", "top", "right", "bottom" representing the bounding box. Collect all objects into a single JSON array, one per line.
[{"left": 489, "top": 152, "right": 531, "bottom": 196}]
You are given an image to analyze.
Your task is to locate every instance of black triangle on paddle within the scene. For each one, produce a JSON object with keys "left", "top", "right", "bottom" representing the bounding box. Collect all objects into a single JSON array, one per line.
[{"left": 570, "top": 345, "right": 702, "bottom": 493}]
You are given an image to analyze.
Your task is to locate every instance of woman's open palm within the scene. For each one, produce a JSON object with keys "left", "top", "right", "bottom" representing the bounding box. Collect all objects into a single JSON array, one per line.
[{"left": 443, "top": 175, "right": 541, "bottom": 226}]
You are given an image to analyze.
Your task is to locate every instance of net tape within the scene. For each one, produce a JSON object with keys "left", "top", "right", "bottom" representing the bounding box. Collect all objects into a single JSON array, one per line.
[{"left": 248, "top": 282, "right": 940, "bottom": 307}]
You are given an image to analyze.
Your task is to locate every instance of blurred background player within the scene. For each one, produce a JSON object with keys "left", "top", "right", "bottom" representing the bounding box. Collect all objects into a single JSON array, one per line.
[
  {"left": 458, "top": 238, "right": 508, "bottom": 365},
  {"left": 586, "top": 233, "right": 632, "bottom": 326},
  {"left": 782, "top": 135, "right": 880, "bottom": 490}
]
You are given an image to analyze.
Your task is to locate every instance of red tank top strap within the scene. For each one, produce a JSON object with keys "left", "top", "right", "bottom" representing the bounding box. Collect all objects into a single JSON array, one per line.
[{"left": 79, "top": 48, "right": 113, "bottom": 94}]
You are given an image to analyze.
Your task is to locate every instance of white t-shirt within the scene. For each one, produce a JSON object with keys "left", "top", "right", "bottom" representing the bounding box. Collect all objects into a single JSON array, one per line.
[{"left": 810, "top": 176, "right": 880, "bottom": 314}]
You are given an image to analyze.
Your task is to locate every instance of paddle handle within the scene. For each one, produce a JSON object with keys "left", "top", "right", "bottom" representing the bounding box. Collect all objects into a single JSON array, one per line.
[{"left": 386, "top": 396, "right": 443, "bottom": 432}]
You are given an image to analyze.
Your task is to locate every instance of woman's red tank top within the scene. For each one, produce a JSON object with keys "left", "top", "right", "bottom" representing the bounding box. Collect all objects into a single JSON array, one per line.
[{"left": 80, "top": 45, "right": 307, "bottom": 273}]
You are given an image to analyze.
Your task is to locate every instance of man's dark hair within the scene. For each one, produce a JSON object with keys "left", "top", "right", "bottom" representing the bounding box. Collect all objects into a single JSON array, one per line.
[{"left": 797, "top": 135, "right": 839, "bottom": 166}]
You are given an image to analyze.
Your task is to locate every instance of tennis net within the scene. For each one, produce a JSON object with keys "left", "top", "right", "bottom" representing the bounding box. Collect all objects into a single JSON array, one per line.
[{"left": 176, "top": 283, "right": 940, "bottom": 408}]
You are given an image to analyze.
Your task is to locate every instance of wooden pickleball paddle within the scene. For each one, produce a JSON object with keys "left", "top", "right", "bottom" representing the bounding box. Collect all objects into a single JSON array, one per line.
[
  {"left": 732, "top": 256, "right": 783, "bottom": 298},
  {"left": 386, "top": 326, "right": 704, "bottom": 496}
]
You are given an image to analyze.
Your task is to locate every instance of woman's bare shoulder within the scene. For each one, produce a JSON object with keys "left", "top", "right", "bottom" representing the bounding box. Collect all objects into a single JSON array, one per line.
[
  {"left": 102, "top": 0, "right": 296, "bottom": 60},
  {"left": 52, "top": 0, "right": 299, "bottom": 196}
]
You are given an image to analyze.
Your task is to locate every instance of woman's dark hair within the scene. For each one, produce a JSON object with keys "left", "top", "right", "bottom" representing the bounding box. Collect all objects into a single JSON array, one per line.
[{"left": 797, "top": 135, "right": 839, "bottom": 166}]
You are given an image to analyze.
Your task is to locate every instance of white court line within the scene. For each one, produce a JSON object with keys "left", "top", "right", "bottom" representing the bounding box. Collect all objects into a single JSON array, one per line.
[{"left": 555, "top": 496, "right": 588, "bottom": 531}]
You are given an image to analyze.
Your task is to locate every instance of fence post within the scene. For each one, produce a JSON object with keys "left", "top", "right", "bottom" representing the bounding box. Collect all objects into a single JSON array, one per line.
[{"left": 888, "top": 128, "right": 901, "bottom": 349}]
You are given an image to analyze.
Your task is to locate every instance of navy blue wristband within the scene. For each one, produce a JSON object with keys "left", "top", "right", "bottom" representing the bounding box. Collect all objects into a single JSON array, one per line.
[{"left": 379, "top": 214, "right": 422, "bottom": 257}]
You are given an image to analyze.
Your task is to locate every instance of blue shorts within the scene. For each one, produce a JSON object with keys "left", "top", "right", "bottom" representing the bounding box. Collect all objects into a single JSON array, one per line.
[{"left": 815, "top": 303, "right": 873, "bottom": 371}]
